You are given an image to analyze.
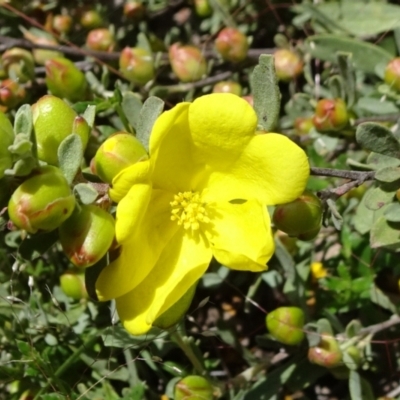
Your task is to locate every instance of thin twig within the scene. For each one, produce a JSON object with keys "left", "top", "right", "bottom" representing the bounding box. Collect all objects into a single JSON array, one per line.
[
  {"left": 311, "top": 167, "right": 375, "bottom": 181},
  {"left": 355, "top": 114, "right": 400, "bottom": 125}
]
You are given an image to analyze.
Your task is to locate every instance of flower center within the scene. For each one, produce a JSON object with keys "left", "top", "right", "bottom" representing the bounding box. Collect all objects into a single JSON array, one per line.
[{"left": 170, "top": 191, "right": 210, "bottom": 231}]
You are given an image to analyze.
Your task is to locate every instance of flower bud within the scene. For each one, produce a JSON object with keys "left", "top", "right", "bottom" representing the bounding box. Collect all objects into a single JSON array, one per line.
[
  {"left": 92, "top": 132, "right": 148, "bottom": 184},
  {"left": 384, "top": 58, "right": 400, "bottom": 92},
  {"left": 32, "top": 95, "right": 90, "bottom": 165},
  {"left": 86, "top": 28, "right": 116, "bottom": 52},
  {"left": 123, "top": 0, "right": 146, "bottom": 20},
  {"left": 272, "top": 190, "right": 322, "bottom": 241},
  {"left": 215, "top": 27, "right": 248, "bottom": 63},
  {"left": 294, "top": 117, "right": 313, "bottom": 135},
  {"left": 59, "top": 204, "right": 115, "bottom": 268},
  {"left": 8, "top": 165, "right": 75, "bottom": 233},
  {"left": 0, "top": 79, "right": 27, "bottom": 110},
  {"left": 274, "top": 49, "right": 303, "bottom": 82},
  {"left": 153, "top": 282, "right": 197, "bottom": 329},
  {"left": 60, "top": 269, "right": 88, "bottom": 300},
  {"left": 212, "top": 80, "right": 242, "bottom": 96},
  {"left": 45, "top": 57, "right": 88, "bottom": 102},
  {"left": 312, "top": 98, "right": 349, "bottom": 132},
  {"left": 308, "top": 334, "right": 343, "bottom": 368},
  {"left": 266, "top": 306, "right": 305, "bottom": 345},
  {"left": 0, "top": 110, "right": 14, "bottom": 179},
  {"left": 1, "top": 48, "right": 35, "bottom": 83},
  {"left": 169, "top": 43, "right": 207, "bottom": 83},
  {"left": 52, "top": 14, "right": 73, "bottom": 34},
  {"left": 194, "top": 0, "right": 212, "bottom": 17},
  {"left": 80, "top": 9, "right": 103, "bottom": 29},
  {"left": 174, "top": 376, "right": 213, "bottom": 400},
  {"left": 119, "top": 47, "right": 155, "bottom": 86}
]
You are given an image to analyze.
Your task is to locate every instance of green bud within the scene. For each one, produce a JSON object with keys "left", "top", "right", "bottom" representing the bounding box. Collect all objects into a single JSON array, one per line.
[
  {"left": 86, "top": 28, "right": 116, "bottom": 52},
  {"left": 1, "top": 47, "right": 35, "bottom": 83},
  {"left": 174, "top": 376, "right": 213, "bottom": 400},
  {"left": 294, "top": 117, "right": 313, "bottom": 135},
  {"left": 308, "top": 334, "right": 343, "bottom": 368},
  {"left": 123, "top": 0, "right": 146, "bottom": 20},
  {"left": 274, "top": 49, "right": 303, "bottom": 82},
  {"left": 215, "top": 27, "right": 248, "bottom": 63},
  {"left": 45, "top": 57, "right": 88, "bottom": 102},
  {"left": 212, "top": 81, "right": 242, "bottom": 96},
  {"left": 59, "top": 204, "right": 115, "bottom": 268},
  {"left": 384, "top": 57, "right": 400, "bottom": 92},
  {"left": 153, "top": 282, "right": 197, "bottom": 329},
  {"left": 169, "top": 43, "right": 207, "bottom": 83},
  {"left": 32, "top": 95, "right": 90, "bottom": 165},
  {"left": 119, "top": 47, "right": 155, "bottom": 86},
  {"left": 272, "top": 190, "right": 322, "bottom": 241},
  {"left": 194, "top": 0, "right": 212, "bottom": 17},
  {"left": 52, "top": 14, "right": 73, "bottom": 34},
  {"left": 0, "top": 110, "right": 14, "bottom": 179},
  {"left": 8, "top": 165, "right": 75, "bottom": 233},
  {"left": 266, "top": 306, "right": 305, "bottom": 345},
  {"left": 312, "top": 98, "right": 349, "bottom": 132},
  {"left": 79, "top": 9, "right": 103, "bottom": 29},
  {"left": 0, "top": 79, "right": 27, "bottom": 110},
  {"left": 60, "top": 269, "right": 88, "bottom": 300},
  {"left": 92, "top": 132, "right": 148, "bottom": 184}
]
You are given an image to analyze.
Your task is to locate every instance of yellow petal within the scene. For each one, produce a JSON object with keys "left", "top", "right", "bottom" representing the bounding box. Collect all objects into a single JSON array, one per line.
[
  {"left": 110, "top": 160, "right": 151, "bottom": 203},
  {"left": 116, "top": 232, "right": 212, "bottom": 335},
  {"left": 206, "top": 199, "right": 274, "bottom": 271},
  {"left": 95, "top": 189, "right": 178, "bottom": 301},
  {"left": 188, "top": 93, "right": 257, "bottom": 162},
  {"left": 204, "top": 133, "right": 310, "bottom": 204}
]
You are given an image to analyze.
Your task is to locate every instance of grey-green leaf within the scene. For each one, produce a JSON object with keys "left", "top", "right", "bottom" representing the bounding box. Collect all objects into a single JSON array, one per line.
[
  {"left": 251, "top": 54, "right": 281, "bottom": 132},
  {"left": 82, "top": 105, "right": 96, "bottom": 128},
  {"left": 136, "top": 96, "right": 164, "bottom": 152},
  {"left": 58, "top": 134, "right": 83, "bottom": 185},
  {"left": 375, "top": 166, "right": 400, "bottom": 183},
  {"left": 356, "top": 122, "right": 400, "bottom": 159},
  {"left": 73, "top": 183, "right": 98, "bottom": 205},
  {"left": 14, "top": 104, "right": 32, "bottom": 136},
  {"left": 122, "top": 92, "right": 143, "bottom": 132},
  {"left": 364, "top": 187, "right": 394, "bottom": 211},
  {"left": 370, "top": 215, "right": 400, "bottom": 250},
  {"left": 349, "top": 370, "right": 375, "bottom": 400},
  {"left": 384, "top": 202, "right": 400, "bottom": 223}
]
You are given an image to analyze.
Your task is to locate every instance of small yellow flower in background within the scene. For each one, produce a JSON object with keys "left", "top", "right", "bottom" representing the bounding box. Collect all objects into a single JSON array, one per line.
[
  {"left": 310, "top": 261, "right": 328, "bottom": 280},
  {"left": 95, "top": 93, "right": 310, "bottom": 335}
]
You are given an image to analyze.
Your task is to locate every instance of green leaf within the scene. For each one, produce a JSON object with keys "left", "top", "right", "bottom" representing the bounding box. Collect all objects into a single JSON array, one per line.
[
  {"left": 73, "top": 183, "right": 99, "bottom": 205},
  {"left": 349, "top": 370, "right": 375, "bottom": 400},
  {"left": 367, "top": 152, "right": 400, "bottom": 169},
  {"left": 136, "top": 96, "right": 164, "bottom": 152},
  {"left": 370, "top": 215, "right": 400, "bottom": 250},
  {"left": 58, "top": 134, "right": 83, "bottom": 185},
  {"left": 305, "top": 34, "right": 392, "bottom": 74},
  {"left": 251, "top": 54, "right": 280, "bottom": 132},
  {"left": 337, "top": 53, "right": 356, "bottom": 108},
  {"left": 122, "top": 92, "right": 143, "bottom": 132},
  {"left": 82, "top": 104, "right": 96, "bottom": 128},
  {"left": 17, "top": 340, "right": 31, "bottom": 356},
  {"left": 14, "top": 104, "right": 32, "bottom": 136},
  {"left": 356, "top": 122, "right": 400, "bottom": 158},
  {"left": 384, "top": 202, "right": 400, "bottom": 222},
  {"left": 345, "top": 320, "right": 362, "bottom": 339},
  {"left": 356, "top": 97, "right": 399, "bottom": 115},
  {"left": 364, "top": 187, "right": 394, "bottom": 211},
  {"left": 375, "top": 166, "right": 400, "bottom": 183}
]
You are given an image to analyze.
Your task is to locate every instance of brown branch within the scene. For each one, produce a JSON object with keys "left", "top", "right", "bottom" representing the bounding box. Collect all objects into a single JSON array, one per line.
[{"left": 310, "top": 167, "right": 375, "bottom": 181}]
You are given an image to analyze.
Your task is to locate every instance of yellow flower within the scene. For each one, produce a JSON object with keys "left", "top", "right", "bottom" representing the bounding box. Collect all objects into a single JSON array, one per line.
[
  {"left": 310, "top": 261, "right": 328, "bottom": 280},
  {"left": 95, "top": 93, "right": 310, "bottom": 335}
]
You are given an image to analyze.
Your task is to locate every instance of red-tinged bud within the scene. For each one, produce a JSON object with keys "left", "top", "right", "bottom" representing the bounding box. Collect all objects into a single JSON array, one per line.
[
  {"left": 8, "top": 165, "right": 75, "bottom": 233},
  {"left": 93, "top": 132, "right": 148, "bottom": 184},
  {"left": 123, "top": 0, "right": 146, "bottom": 20},
  {"left": 80, "top": 9, "right": 103, "bottom": 29},
  {"left": 154, "top": 282, "right": 197, "bottom": 329},
  {"left": 169, "top": 43, "right": 207, "bottom": 83},
  {"left": 0, "top": 110, "right": 14, "bottom": 179},
  {"left": 215, "top": 27, "right": 248, "bottom": 63},
  {"left": 119, "top": 47, "right": 155, "bottom": 86},
  {"left": 266, "top": 306, "right": 305, "bottom": 345},
  {"left": 174, "top": 376, "right": 213, "bottom": 400},
  {"left": 274, "top": 49, "right": 303, "bottom": 82},
  {"left": 384, "top": 58, "right": 400, "bottom": 92},
  {"left": 23, "top": 31, "right": 62, "bottom": 65},
  {"left": 241, "top": 95, "right": 253, "bottom": 107},
  {"left": 194, "top": 0, "right": 212, "bottom": 17},
  {"left": 0, "top": 79, "right": 26, "bottom": 110},
  {"left": 308, "top": 334, "right": 343, "bottom": 368},
  {"left": 32, "top": 95, "right": 90, "bottom": 165},
  {"left": 52, "top": 15, "right": 73, "bottom": 34},
  {"left": 60, "top": 269, "right": 88, "bottom": 300},
  {"left": 272, "top": 190, "right": 322, "bottom": 241},
  {"left": 212, "top": 80, "right": 242, "bottom": 96},
  {"left": 86, "top": 28, "right": 116, "bottom": 52},
  {"left": 1, "top": 48, "right": 35, "bottom": 83},
  {"left": 45, "top": 57, "right": 88, "bottom": 102},
  {"left": 294, "top": 117, "right": 313, "bottom": 135},
  {"left": 312, "top": 98, "right": 349, "bottom": 132},
  {"left": 59, "top": 204, "right": 115, "bottom": 268}
]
